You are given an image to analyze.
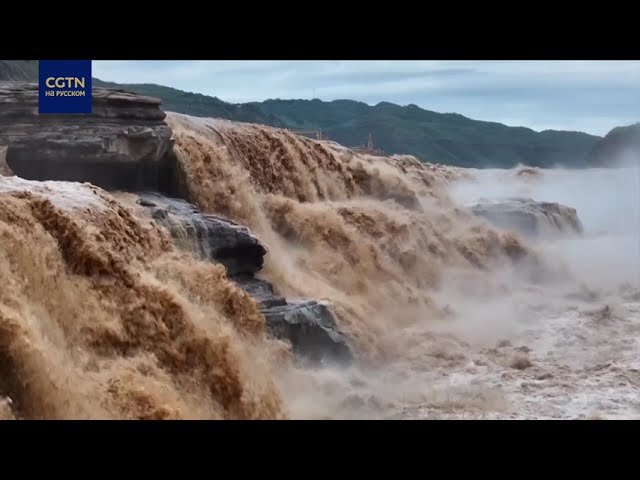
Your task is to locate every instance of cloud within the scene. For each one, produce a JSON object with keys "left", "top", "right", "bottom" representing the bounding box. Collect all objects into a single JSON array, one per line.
[{"left": 92, "top": 60, "right": 640, "bottom": 136}]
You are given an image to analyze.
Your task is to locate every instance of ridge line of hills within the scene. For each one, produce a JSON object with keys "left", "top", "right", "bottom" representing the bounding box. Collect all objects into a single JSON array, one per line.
[{"left": 2, "top": 60, "right": 637, "bottom": 168}]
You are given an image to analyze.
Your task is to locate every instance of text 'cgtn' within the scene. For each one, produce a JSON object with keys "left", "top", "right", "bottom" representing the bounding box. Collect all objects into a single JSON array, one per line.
[{"left": 45, "top": 77, "right": 86, "bottom": 89}]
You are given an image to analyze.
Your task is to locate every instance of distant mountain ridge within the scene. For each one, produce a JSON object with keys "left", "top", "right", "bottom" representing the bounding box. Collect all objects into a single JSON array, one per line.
[
  {"left": 585, "top": 122, "right": 640, "bottom": 166},
  {"left": 0, "top": 60, "right": 609, "bottom": 168},
  {"left": 92, "top": 79, "right": 286, "bottom": 128},
  {"left": 252, "top": 98, "right": 600, "bottom": 168}
]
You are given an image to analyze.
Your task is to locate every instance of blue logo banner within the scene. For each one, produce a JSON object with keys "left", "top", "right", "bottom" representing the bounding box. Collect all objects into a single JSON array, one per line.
[{"left": 39, "top": 60, "right": 92, "bottom": 114}]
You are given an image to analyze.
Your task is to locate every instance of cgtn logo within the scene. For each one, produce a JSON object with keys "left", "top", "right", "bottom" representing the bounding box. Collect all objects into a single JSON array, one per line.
[
  {"left": 44, "top": 76, "right": 86, "bottom": 92},
  {"left": 39, "top": 60, "right": 92, "bottom": 114}
]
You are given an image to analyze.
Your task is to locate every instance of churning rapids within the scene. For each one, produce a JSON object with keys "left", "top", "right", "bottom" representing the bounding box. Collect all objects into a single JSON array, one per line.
[{"left": 1, "top": 112, "right": 638, "bottom": 420}]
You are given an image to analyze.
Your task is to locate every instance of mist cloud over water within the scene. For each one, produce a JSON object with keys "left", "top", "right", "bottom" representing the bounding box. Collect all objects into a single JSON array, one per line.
[{"left": 450, "top": 165, "right": 640, "bottom": 290}]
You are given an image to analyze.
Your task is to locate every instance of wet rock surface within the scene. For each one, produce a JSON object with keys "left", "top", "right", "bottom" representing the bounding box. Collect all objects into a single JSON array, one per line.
[
  {"left": 233, "top": 275, "right": 286, "bottom": 308},
  {"left": 0, "top": 82, "right": 353, "bottom": 364},
  {"left": 471, "top": 197, "right": 583, "bottom": 238},
  {"left": 264, "top": 299, "right": 353, "bottom": 364},
  {"left": 234, "top": 274, "right": 352, "bottom": 364},
  {"left": 137, "top": 192, "right": 265, "bottom": 276},
  {"left": 136, "top": 192, "right": 353, "bottom": 364}
]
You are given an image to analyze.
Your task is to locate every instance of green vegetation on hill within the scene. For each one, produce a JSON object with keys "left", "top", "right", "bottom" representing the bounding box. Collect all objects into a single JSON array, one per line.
[
  {"left": 92, "top": 79, "right": 285, "bottom": 128},
  {"left": 0, "top": 60, "right": 604, "bottom": 168},
  {"left": 89, "top": 83, "right": 601, "bottom": 168},
  {"left": 254, "top": 99, "right": 600, "bottom": 168},
  {"left": 91, "top": 82, "right": 599, "bottom": 168},
  {"left": 586, "top": 123, "right": 640, "bottom": 166}
]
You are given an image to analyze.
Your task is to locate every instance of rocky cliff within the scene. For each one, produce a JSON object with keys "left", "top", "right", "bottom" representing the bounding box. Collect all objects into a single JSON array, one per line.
[
  {"left": 0, "top": 60, "right": 38, "bottom": 81},
  {"left": 0, "top": 82, "right": 175, "bottom": 192},
  {"left": 0, "top": 82, "right": 352, "bottom": 364},
  {"left": 133, "top": 193, "right": 353, "bottom": 364}
]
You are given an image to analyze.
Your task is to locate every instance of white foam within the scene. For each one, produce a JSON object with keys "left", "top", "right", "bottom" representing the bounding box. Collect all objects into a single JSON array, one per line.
[{"left": 0, "top": 176, "right": 108, "bottom": 211}]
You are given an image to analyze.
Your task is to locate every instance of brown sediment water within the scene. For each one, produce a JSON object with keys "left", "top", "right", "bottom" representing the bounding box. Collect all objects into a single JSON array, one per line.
[
  {"left": 166, "top": 114, "right": 532, "bottom": 362},
  {"left": 2, "top": 112, "right": 638, "bottom": 420},
  {"left": 0, "top": 177, "right": 286, "bottom": 420}
]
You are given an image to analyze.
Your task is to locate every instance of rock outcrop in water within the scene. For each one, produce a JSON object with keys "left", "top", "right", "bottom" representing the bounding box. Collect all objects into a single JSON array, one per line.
[
  {"left": 135, "top": 192, "right": 353, "bottom": 364},
  {"left": 234, "top": 275, "right": 352, "bottom": 364},
  {"left": 0, "top": 82, "right": 174, "bottom": 192},
  {"left": 471, "top": 198, "right": 583, "bottom": 238},
  {"left": 0, "top": 82, "right": 352, "bottom": 365},
  {"left": 137, "top": 192, "right": 266, "bottom": 276}
]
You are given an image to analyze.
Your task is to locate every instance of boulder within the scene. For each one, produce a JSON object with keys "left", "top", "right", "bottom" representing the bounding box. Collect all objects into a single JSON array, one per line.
[
  {"left": 471, "top": 198, "right": 583, "bottom": 238},
  {"left": 233, "top": 274, "right": 287, "bottom": 309},
  {"left": 0, "top": 82, "right": 173, "bottom": 191},
  {"left": 137, "top": 192, "right": 265, "bottom": 276},
  {"left": 263, "top": 299, "right": 353, "bottom": 364},
  {"left": 234, "top": 274, "right": 352, "bottom": 364},
  {"left": 136, "top": 193, "right": 353, "bottom": 364}
]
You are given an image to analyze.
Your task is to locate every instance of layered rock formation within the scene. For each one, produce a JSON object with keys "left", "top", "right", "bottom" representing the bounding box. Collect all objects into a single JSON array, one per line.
[
  {"left": 135, "top": 193, "right": 353, "bottom": 364},
  {"left": 0, "top": 82, "right": 174, "bottom": 192},
  {"left": 137, "top": 192, "right": 266, "bottom": 276},
  {"left": 234, "top": 275, "right": 352, "bottom": 364},
  {"left": 471, "top": 198, "right": 583, "bottom": 239},
  {"left": 0, "top": 82, "right": 352, "bottom": 364},
  {"left": 0, "top": 60, "right": 37, "bottom": 81}
]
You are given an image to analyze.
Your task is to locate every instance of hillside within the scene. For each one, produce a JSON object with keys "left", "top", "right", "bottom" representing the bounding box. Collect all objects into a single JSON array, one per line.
[
  {"left": 585, "top": 123, "right": 640, "bottom": 166},
  {"left": 0, "top": 60, "right": 602, "bottom": 168},
  {"left": 0, "top": 60, "right": 38, "bottom": 81},
  {"left": 92, "top": 79, "right": 285, "bottom": 128},
  {"left": 90, "top": 83, "right": 601, "bottom": 168},
  {"left": 254, "top": 99, "right": 600, "bottom": 168}
]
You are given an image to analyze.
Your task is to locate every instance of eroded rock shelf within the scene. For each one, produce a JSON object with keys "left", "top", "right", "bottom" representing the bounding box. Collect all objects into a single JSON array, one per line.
[
  {"left": 0, "top": 82, "right": 174, "bottom": 192},
  {"left": 0, "top": 81, "right": 353, "bottom": 365},
  {"left": 135, "top": 192, "right": 353, "bottom": 365}
]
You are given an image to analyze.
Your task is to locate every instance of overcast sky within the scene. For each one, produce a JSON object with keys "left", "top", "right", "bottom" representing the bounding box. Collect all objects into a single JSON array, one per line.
[{"left": 92, "top": 61, "right": 640, "bottom": 136}]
